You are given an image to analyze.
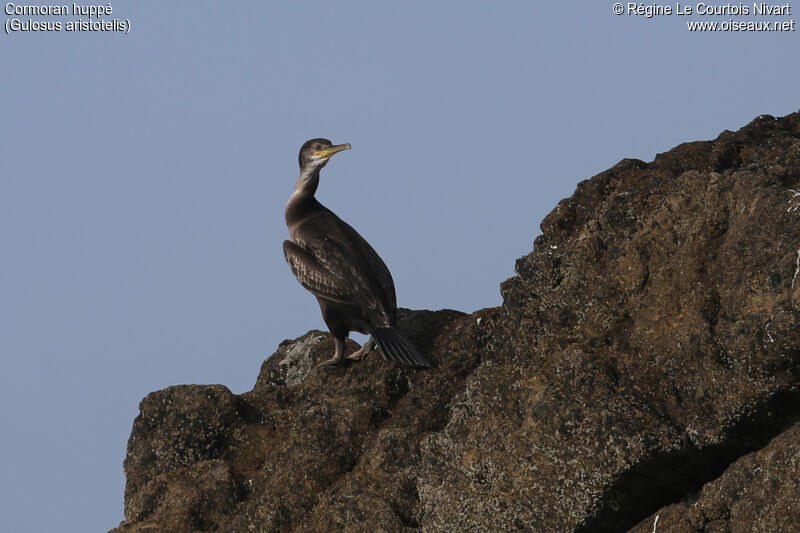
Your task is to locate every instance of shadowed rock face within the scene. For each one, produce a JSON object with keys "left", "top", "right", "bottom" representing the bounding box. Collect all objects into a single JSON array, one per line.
[
  {"left": 113, "top": 112, "right": 800, "bottom": 533},
  {"left": 627, "top": 423, "right": 800, "bottom": 533}
]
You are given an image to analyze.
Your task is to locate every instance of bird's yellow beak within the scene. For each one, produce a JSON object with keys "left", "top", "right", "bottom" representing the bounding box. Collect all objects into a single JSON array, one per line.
[{"left": 314, "top": 143, "right": 351, "bottom": 159}]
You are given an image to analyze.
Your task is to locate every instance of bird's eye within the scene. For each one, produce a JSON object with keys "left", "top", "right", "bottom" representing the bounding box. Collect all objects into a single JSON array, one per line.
[{"left": 314, "top": 144, "right": 321, "bottom": 150}]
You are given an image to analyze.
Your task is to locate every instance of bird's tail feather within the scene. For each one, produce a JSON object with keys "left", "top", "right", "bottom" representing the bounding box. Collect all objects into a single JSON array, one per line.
[{"left": 372, "top": 327, "right": 430, "bottom": 367}]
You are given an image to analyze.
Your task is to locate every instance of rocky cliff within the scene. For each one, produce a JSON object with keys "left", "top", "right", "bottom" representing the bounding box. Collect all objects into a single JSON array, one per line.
[{"left": 113, "top": 112, "right": 800, "bottom": 533}]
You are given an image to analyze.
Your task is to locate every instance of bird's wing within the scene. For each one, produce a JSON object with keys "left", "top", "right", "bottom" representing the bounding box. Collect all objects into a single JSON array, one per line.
[
  {"left": 283, "top": 211, "right": 397, "bottom": 317},
  {"left": 283, "top": 239, "right": 365, "bottom": 306},
  {"left": 331, "top": 217, "right": 397, "bottom": 312}
]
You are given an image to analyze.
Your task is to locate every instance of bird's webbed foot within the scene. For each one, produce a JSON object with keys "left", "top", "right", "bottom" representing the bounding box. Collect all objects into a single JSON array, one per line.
[
  {"left": 346, "top": 336, "right": 376, "bottom": 361},
  {"left": 316, "top": 338, "right": 347, "bottom": 368}
]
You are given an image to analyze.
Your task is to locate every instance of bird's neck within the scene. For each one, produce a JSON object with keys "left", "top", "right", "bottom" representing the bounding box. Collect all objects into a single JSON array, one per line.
[
  {"left": 286, "top": 168, "right": 322, "bottom": 227},
  {"left": 294, "top": 167, "right": 320, "bottom": 196}
]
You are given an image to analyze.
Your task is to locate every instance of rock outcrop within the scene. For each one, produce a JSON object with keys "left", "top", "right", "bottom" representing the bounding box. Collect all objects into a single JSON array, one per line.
[{"left": 113, "top": 112, "right": 800, "bottom": 533}]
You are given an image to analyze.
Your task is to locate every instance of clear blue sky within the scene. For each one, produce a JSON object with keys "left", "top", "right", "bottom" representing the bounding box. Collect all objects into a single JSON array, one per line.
[{"left": 2, "top": 2, "right": 797, "bottom": 531}]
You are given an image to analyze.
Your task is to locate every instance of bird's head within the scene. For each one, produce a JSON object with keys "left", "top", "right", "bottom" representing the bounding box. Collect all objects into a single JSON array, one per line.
[{"left": 298, "top": 138, "right": 351, "bottom": 172}]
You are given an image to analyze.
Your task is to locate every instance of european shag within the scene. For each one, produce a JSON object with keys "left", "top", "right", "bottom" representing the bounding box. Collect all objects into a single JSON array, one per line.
[{"left": 283, "top": 138, "right": 429, "bottom": 368}]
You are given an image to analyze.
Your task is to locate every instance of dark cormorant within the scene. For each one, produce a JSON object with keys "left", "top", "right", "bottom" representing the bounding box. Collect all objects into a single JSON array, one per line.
[{"left": 283, "top": 138, "right": 429, "bottom": 368}]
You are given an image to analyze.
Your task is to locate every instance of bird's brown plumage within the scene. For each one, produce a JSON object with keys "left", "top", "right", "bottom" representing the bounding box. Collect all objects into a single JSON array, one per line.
[{"left": 283, "top": 138, "right": 428, "bottom": 367}]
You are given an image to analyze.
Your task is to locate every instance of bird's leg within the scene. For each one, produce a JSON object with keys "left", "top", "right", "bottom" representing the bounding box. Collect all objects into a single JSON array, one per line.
[
  {"left": 316, "top": 338, "right": 347, "bottom": 368},
  {"left": 346, "top": 336, "right": 376, "bottom": 361}
]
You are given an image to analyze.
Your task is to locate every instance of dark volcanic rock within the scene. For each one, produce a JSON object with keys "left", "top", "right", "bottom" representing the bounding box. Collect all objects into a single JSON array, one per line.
[
  {"left": 113, "top": 112, "right": 800, "bottom": 532},
  {"left": 627, "top": 423, "right": 800, "bottom": 533}
]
